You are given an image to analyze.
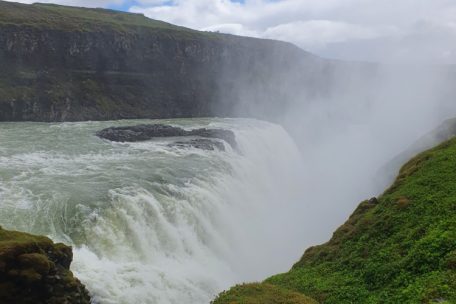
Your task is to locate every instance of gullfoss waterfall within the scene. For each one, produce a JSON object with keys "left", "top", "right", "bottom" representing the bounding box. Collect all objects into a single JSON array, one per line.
[{"left": 0, "top": 118, "right": 307, "bottom": 304}]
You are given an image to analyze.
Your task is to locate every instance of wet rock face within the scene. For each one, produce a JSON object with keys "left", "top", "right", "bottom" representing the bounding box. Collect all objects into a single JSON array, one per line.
[
  {"left": 96, "top": 124, "right": 237, "bottom": 149},
  {"left": 96, "top": 124, "right": 186, "bottom": 141},
  {"left": 0, "top": 227, "right": 91, "bottom": 304}
]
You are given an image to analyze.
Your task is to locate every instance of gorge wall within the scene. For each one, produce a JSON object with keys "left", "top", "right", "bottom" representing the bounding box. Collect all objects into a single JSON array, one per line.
[{"left": 0, "top": 1, "right": 348, "bottom": 122}]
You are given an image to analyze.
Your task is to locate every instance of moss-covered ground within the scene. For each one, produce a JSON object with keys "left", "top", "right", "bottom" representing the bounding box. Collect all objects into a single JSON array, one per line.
[
  {"left": 0, "top": 0, "right": 218, "bottom": 38},
  {"left": 0, "top": 226, "right": 91, "bottom": 303},
  {"left": 213, "top": 283, "right": 318, "bottom": 304},
  {"left": 215, "top": 138, "right": 456, "bottom": 303}
]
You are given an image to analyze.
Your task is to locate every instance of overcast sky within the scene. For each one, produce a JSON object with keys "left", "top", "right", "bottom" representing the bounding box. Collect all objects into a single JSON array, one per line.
[{"left": 6, "top": 0, "right": 456, "bottom": 63}]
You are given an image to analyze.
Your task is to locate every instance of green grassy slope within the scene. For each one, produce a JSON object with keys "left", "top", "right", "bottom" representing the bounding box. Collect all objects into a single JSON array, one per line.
[
  {"left": 213, "top": 283, "right": 318, "bottom": 304},
  {"left": 214, "top": 138, "right": 456, "bottom": 303},
  {"left": 0, "top": 1, "right": 207, "bottom": 36}
]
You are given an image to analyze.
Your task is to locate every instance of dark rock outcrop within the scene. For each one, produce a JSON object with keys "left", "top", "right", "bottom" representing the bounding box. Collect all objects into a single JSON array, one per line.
[
  {"left": 0, "top": 226, "right": 91, "bottom": 304},
  {"left": 96, "top": 124, "right": 237, "bottom": 149}
]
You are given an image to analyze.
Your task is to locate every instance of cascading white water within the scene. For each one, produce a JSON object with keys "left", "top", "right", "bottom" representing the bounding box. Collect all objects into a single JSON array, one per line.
[{"left": 0, "top": 118, "right": 308, "bottom": 304}]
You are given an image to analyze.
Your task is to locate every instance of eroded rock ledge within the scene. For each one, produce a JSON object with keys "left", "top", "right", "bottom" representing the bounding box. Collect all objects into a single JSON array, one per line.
[
  {"left": 96, "top": 124, "right": 237, "bottom": 150},
  {"left": 0, "top": 226, "right": 91, "bottom": 304}
]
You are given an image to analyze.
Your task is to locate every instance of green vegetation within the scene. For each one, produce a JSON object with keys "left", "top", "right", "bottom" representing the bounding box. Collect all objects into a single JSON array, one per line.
[
  {"left": 212, "top": 283, "right": 318, "bottom": 304},
  {"left": 0, "top": 0, "right": 214, "bottom": 37},
  {"left": 216, "top": 138, "right": 456, "bottom": 303},
  {"left": 0, "top": 226, "right": 90, "bottom": 303}
]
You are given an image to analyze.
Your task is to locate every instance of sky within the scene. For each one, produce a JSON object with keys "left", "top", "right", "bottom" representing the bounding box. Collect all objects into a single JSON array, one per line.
[{"left": 6, "top": 0, "right": 456, "bottom": 63}]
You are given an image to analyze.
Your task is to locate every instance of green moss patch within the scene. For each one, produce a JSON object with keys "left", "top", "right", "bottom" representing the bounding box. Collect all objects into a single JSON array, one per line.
[
  {"left": 212, "top": 283, "right": 318, "bottom": 304},
  {"left": 0, "top": 226, "right": 90, "bottom": 303}
]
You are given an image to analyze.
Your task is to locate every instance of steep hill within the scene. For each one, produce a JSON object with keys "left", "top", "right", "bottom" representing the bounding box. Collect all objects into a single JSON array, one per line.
[
  {"left": 214, "top": 137, "right": 456, "bottom": 303},
  {"left": 0, "top": 0, "right": 337, "bottom": 121}
]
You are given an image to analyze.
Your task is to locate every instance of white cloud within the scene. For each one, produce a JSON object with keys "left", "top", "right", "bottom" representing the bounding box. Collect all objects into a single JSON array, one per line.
[
  {"left": 201, "top": 23, "right": 259, "bottom": 37},
  {"left": 262, "top": 20, "right": 397, "bottom": 50},
  {"left": 129, "top": 0, "right": 456, "bottom": 63},
  {"left": 135, "top": 0, "right": 169, "bottom": 4}
]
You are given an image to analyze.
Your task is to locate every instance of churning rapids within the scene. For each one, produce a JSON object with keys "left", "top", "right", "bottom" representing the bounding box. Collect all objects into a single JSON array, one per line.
[{"left": 0, "top": 118, "right": 307, "bottom": 304}]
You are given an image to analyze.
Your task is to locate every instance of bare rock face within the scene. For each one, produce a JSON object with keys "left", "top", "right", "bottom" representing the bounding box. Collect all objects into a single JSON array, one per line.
[
  {"left": 96, "top": 124, "right": 237, "bottom": 150},
  {"left": 0, "top": 226, "right": 91, "bottom": 304}
]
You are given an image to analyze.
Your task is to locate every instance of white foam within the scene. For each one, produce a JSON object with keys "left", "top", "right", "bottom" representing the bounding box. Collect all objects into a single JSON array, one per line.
[{"left": 0, "top": 118, "right": 307, "bottom": 304}]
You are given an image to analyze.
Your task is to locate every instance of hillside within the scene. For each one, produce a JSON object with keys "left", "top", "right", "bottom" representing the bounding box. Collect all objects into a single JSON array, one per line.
[
  {"left": 0, "top": 0, "right": 337, "bottom": 122},
  {"left": 213, "top": 138, "right": 456, "bottom": 303},
  {"left": 0, "top": 1, "right": 193, "bottom": 32}
]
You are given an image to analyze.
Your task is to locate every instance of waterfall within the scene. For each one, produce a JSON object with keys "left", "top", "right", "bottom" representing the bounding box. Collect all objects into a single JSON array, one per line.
[{"left": 0, "top": 118, "right": 307, "bottom": 304}]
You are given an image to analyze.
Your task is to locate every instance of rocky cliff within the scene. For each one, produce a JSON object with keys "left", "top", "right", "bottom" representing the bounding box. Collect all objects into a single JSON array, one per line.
[
  {"left": 0, "top": 0, "right": 339, "bottom": 122},
  {"left": 0, "top": 226, "right": 91, "bottom": 303}
]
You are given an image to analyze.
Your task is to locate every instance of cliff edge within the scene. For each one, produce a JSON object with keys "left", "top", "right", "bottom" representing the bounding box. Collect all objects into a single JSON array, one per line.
[{"left": 0, "top": 226, "right": 91, "bottom": 303}]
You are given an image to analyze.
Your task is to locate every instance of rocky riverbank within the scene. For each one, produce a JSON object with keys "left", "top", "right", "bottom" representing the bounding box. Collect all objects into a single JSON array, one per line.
[{"left": 0, "top": 226, "right": 91, "bottom": 303}]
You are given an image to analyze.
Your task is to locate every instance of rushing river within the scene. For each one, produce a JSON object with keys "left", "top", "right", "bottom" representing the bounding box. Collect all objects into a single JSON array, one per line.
[{"left": 0, "top": 118, "right": 307, "bottom": 304}]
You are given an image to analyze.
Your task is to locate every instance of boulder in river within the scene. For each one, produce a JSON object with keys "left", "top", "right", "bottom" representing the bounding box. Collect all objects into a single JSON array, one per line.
[{"left": 96, "top": 124, "right": 237, "bottom": 149}]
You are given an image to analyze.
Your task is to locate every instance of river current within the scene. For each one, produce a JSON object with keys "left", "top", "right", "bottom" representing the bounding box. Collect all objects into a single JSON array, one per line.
[{"left": 0, "top": 118, "right": 307, "bottom": 303}]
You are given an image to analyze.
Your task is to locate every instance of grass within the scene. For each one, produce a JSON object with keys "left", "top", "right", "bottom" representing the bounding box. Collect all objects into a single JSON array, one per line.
[
  {"left": 0, "top": 225, "right": 70, "bottom": 285},
  {"left": 0, "top": 0, "right": 216, "bottom": 38},
  {"left": 0, "top": 226, "right": 91, "bottom": 302},
  {"left": 216, "top": 138, "right": 456, "bottom": 303},
  {"left": 212, "top": 283, "right": 318, "bottom": 304}
]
